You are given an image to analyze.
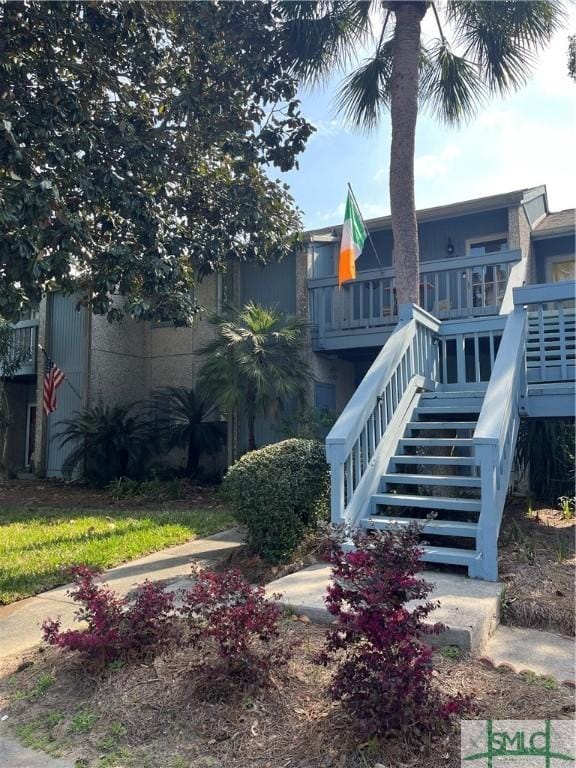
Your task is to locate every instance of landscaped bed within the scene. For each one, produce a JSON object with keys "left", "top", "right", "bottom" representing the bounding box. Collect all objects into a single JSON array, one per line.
[
  {"left": 499, "top": 497, "right": 575, "bottom": 636},
  {"left": 0, "top": 625, "right": 573, "bottom": 768},
  {"left": 0, "top": 486, "right": 234, "bottom": 604}
]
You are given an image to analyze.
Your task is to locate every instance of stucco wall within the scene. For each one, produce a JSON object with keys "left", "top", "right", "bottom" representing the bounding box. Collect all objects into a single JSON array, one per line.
[
  {"left": 144, "top": 273, "right": 220, "bottom": 395},
  {"left": 88, "top": 310, "right": 147, "bottom": 407}
]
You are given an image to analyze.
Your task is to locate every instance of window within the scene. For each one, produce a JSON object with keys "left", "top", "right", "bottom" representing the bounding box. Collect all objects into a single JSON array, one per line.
[
  {"left": 547, "top": 257, "right": 575, "bottom": 283},
  {"left": 466, "top": 234, "right": 508, "bottom": 257}
]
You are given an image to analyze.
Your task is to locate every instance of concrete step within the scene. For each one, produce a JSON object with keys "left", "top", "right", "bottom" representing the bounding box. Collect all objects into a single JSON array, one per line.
[
  {"left": 372, "top": 493, "right": 481, "bottom": 513},
  {"left": 266, "top": 564, "right": 502, "bottom": 652},
  {"left": 382, "top": 473, "right": 481, "bottom": 488},
  {"left": 363, "top": 516, "right": 478, "bottom": 538},
  {"left": 391, "top": 454, "right": 477, "bottom": 467}
]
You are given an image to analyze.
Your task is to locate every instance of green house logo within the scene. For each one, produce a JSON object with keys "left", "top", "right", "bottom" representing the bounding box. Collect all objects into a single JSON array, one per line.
[{"left": 462, "top": 720, "right": 575, "bottom": 767}]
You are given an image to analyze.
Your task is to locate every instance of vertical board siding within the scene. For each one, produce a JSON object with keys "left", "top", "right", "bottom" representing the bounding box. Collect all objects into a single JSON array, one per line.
[
  {"left": 45, "top": 294, "right": 86, "bottom": 477},
  {"left": 240, "top": 254, "right": 296, "bottom": 314}
]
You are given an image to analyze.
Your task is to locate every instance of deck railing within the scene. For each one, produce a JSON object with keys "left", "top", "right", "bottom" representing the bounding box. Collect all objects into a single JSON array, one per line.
[
  {"left": 325, "top": 304, "right": 440, "bottom": 526},
  {"left": 473, "top": 279, "right": 575, "bottom": 580},
  {"left": 7, "top": 319, "right": 38, "bottom": 376},
  {"left": 309, "top": 249, "right": 521, "bottom": 346}
]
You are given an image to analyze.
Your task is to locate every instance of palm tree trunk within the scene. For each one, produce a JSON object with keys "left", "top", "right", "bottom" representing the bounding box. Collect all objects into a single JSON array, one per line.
[
  {"left": 389, "top": 1, "right": 426, "bottom": 306},
  {"left": 247, "top": 415, "right": 257, "bottom": 452}
]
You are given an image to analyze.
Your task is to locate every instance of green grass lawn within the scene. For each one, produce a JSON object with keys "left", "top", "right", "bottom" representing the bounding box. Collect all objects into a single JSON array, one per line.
[{"left": 0, "top": 506, "right": 236, "bottom": 604}]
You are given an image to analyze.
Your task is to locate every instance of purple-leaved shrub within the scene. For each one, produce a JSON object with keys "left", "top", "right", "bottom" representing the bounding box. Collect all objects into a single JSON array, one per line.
[
  {"left": 318, "top": 527, "right": 472, "bottom": 735},
  {"left": 42, "top": 566, "right": 179, "bottom": 665},
  {"left": 181, "top": 566, "right": 292, "bottom": 685}
]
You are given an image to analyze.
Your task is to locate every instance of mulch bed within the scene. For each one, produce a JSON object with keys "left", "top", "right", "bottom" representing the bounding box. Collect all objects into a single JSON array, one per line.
[
  {"left": 0, "top": 625, "right": 573, "bottom": 768},
  {"left": 0, "top": 478, "right": 223, "bottom": 512},
  {"left": 499, "top": 497, "right": 575, "bottom": 636}
]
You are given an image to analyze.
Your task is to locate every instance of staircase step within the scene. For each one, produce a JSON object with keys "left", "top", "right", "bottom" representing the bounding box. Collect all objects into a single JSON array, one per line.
[
  {"left": 399, "top": 437, "right": 475, "bottom": 448},
  {"left": 363, "top": 517, "right": 478, "bottom": 538},
  {"left": 382, "top": 473, "right": 481, "bottom": 488},
  {"left": 371, "top": 493, "right": 481, "bottom": 513},
  {"left": 420, "top": 546, "right": 481, "bottom": 567},
  {"left": 417, "top": 405, "right": 482, "bottom": 414},
  {"left": 391, "top": 455, "right": 477, "bottom": 467},
  {"left": 420, "top": 391, "right": 484, "bottom": 401},
  {"left": 407, "top": 421, "right": 477, "bottom": 431}
]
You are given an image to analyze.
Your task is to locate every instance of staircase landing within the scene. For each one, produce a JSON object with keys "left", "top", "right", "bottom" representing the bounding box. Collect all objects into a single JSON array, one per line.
[{"left": 266, "top": 563, "right": 502, "bottom": 653}]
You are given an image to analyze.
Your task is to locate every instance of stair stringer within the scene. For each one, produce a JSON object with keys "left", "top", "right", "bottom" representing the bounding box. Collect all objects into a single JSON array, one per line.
[{"left": 343, "top": 376, "right": 429, "bottom": 528}]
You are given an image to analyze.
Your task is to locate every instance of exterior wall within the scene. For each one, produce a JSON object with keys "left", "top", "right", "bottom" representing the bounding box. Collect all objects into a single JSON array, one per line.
[
  {"left": 533, "top": 235, "right": 576, "bottom": 283},
  {"left": 240, "top": 255, "right": 296, "bottom": 313},
  {"left": 44, "top": 294, "right": 87, "bottom": 477},
  {"left": 88, "top": 309, "right": 147, "bottom": 407},
  {"left": 312, "top": 208, "right": 511, "bottom": 275},
  {"left": 508, "top": 204, "right": 534, "bottom": 283},
  {"left": 145, "top": 273, "right": 220, "bottom": 395}
]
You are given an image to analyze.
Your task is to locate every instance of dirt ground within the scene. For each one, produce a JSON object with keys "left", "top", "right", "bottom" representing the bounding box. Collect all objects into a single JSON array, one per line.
[
  {"left": 499, "top": 497, "right": 575, "bottom": 636},
  {"left": 0, "top": 624, "right": 573, "bottom": 768},
  {"left": 0, "top": 478, "right": 223, "bottom": 511}
]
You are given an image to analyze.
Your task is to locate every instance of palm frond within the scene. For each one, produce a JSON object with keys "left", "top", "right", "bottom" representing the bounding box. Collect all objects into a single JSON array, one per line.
[
  {"left": 279, "top": 0, "right": 374, "bottom": 84},
  {"left": 420, "top": 40, "right": 485, "bottom": 124},
  {"left": 334, "top": 38, "right": 394, "bottom": 132},
  {"left": 447, "top": 0, "right": 567, "bottom": 94}
]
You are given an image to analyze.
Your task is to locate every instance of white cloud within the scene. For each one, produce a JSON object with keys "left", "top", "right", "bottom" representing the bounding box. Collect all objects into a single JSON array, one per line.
[{"left": 414, "top": 144, "right": 462, "bottom": 179}]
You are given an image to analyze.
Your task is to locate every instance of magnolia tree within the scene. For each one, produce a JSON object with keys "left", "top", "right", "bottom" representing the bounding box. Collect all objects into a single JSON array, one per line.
[{"left": 0, "top": 2, "right": 314, "bottom": 324}]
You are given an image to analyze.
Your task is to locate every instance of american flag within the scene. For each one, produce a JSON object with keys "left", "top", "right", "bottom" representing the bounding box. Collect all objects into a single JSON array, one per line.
[{"left": 43, "top": 356, "right": 65, "bottom": 415}]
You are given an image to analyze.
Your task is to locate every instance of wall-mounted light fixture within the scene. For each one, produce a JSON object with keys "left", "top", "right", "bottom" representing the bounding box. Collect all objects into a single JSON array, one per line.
[{"left": 446, "top": 237, "right": 455, "bottom": 255}]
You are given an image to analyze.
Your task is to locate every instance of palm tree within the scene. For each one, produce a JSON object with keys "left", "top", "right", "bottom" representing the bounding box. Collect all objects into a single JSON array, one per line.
[
  {"left": 57, "top": 403, "right": 153, "bottom": 485},
  {"left": 280, "top": 1, "right": 565, "bottom": 304},
  {"left": 199, "top": 302, "right": 312, "bottom": 452},
  {"left": 151, "top": 386, "right": 224, "bottom": 476}
]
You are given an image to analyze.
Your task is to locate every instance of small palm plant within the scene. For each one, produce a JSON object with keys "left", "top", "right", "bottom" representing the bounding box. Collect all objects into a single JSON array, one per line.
[
  {"left": 199, "top": 302, "right": 312, "bottom": 452},
  {"left": 151, "top": 386, "right": 224, "bottom": 476},
  {"left": 57, "top": 403, "right": 153, "bottom": 485}
]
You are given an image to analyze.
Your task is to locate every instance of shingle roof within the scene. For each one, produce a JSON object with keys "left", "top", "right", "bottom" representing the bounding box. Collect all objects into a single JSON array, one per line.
[{"left": 534, "top": 209, "right": 575, "bottom": 237}]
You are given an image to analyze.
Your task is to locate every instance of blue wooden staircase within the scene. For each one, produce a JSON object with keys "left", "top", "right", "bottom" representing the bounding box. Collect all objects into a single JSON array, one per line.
[
  {"left": 325, "top": 279, "right": 575, "bottom": 582},
  {"left": 363, "top": 388, "right": 484, "bottom": 573}
]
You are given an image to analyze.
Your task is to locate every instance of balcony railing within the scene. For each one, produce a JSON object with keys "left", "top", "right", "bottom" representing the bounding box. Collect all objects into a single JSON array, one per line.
[
  {"left": 309, "top": 249, "right": 522, "bottom": 348},
  {"left": 8, "top": 319, "right": 39, "bottom": 376}
]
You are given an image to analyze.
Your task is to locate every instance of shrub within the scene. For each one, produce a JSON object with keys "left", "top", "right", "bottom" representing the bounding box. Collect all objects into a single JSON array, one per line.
[
  {"left": 42, "top": 566, "right": 179, "bottom": 665},
  {"left": 220, "top": 438, "right": 330, "bottom": 563},
  {"left": 318, "top": 527, "right": 471, "bottom": 736},
  {"left": 181, "top": 567, "right": 291, "bottom": 686}
]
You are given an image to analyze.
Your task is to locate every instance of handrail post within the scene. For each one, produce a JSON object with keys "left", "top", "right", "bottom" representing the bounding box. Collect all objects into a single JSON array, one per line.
[
  {"left": 326, "top": 443, "right": 346, "bottom": 525},
  {"left": 476, "top": 442, "right": 499, "bottom": 581}
]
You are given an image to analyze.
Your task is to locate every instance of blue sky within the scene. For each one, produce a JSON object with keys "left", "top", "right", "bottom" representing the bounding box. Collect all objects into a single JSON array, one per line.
[{"left": 278, "top": 7, "right": 575, "bottom": 230}]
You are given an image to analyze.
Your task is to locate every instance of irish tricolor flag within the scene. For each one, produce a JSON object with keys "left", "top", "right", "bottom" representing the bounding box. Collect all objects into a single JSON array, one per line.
[{"left": 338, "top": 190, "right": 367, "bottom": 287}]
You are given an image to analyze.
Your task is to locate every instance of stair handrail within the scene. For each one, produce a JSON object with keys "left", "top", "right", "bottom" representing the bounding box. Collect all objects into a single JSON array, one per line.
[
  {"left": 473, "top": 303, "right": 527, "bottom": 579},
  {"left": 326, "top": 303, "right": 440, "bottom": 525}
]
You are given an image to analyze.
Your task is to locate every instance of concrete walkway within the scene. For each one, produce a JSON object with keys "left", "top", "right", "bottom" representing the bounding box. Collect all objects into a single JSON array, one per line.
[
  {"left": 0, "top": 730, "right": 74, "bottom": 768},
  {"left": 0, "top": 528, "right": 244, "bottom": 659},
  {"left": 265, "top": 563, "right": 576, "bottom": 684}
]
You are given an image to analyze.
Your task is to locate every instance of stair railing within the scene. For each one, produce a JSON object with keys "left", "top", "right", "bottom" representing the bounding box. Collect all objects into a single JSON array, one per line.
[
  {"left": 326, "top": 303, "right": 440, "bottom": 527},
  {"left": 473, "top": 305, "right": 527, "bottom": 580}
]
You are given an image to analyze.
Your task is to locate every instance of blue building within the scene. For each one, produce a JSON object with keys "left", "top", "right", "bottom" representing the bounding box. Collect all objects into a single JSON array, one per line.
[{"left": 4, "top": 184, "right": 575, "bottom": 580}]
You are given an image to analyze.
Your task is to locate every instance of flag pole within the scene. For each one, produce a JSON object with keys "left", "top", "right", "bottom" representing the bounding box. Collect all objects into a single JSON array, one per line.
[
  {"left": 38, "top": 345, "right": 82, "bottom": 401},
  {"left": 347, "top": 182, "right": 384, "bottom": 270}
]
